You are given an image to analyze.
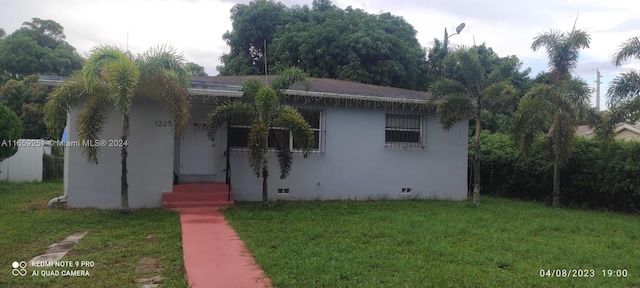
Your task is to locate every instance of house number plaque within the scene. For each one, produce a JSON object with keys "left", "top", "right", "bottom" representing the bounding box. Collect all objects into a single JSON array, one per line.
[{"left": 155, "top": 120, "right": 173, "bottom": 127}]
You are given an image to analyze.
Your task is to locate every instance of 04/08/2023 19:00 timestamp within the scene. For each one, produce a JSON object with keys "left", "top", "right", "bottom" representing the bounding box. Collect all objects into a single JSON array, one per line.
[{"left": 539, "top": 269, "right": 628, "bottom": 278}]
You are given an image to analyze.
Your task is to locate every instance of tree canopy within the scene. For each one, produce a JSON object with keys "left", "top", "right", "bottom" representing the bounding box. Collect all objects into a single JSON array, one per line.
[
  {"left": 185, "top": 62, "right": 208, "bottom": 76},
  {"left": 217, "top": 0, "right": 428, "bottom": 90},
  {"left": 0, "top": 18, "right": 83, "bottom": 79}
]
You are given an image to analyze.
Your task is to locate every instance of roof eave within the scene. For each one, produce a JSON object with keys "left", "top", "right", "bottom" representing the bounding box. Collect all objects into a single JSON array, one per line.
[{"left": 38, "top": 79, "right": 430, "bottom": 104}]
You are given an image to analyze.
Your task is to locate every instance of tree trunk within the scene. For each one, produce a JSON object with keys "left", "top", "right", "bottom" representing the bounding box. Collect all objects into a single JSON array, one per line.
[
  {"left": 473, "top": 107, "right": 482, "bottom": 206},
  {"left": 552, "top": 155, "right": 560, "bottom": 208},
  {"left": 120, "top": 113, "right": 130, "bottom": 213},
  {"left": 261, "top": 157, "right": 268, "bottom": 208}
]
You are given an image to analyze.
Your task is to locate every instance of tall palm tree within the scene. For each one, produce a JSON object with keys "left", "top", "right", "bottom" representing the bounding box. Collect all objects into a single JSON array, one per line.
[
  {"left": 612, "top": 36, "right": 640, "bottom": 67},
  {"left": 44, "top": 45, "right": 191, "bottom": 212},
  {"left": 511, "top": 28, "right": 591, "bottom": 207},
  {"left": 429, "top": 47, "right": 517, "bottom": 206},
  {"left": 206, "top": 67, "right": 314, "bottom": 207}
]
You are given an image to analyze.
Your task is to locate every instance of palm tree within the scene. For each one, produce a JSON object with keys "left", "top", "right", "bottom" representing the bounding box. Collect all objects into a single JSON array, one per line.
[
  {"left": 206, "top": 67, "right": 314, "bottom": 207},
  {"left": 511, "top": 28, "right": 591, "bottom": 207},
  {"left": 44, "top": 45, "right": 191, "bottom": 212},
  {"left": 429, "top": 47, "right": 517, "bottom": 206},
  {"left": 607, "top": 36, "right": 640, "bottom": 124}
]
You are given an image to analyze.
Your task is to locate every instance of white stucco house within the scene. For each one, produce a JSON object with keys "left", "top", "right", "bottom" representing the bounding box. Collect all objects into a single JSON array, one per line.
[{"left": 39, "top": 75, "right": 468, "bottom": 209}]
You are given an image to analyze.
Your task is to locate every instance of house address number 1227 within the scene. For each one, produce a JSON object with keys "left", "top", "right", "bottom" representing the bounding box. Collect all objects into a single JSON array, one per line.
[{"left": 155, "top": 121, "right": 173, "bottom": 127}]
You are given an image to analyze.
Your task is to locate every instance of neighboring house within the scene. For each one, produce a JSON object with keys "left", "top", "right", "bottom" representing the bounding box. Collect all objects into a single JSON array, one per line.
[
  {"left": 39, "top": 75, "right": 469, "bottom": 209},
  {"left": 576, "top": 123, "right": 640, "bottom": 141}
]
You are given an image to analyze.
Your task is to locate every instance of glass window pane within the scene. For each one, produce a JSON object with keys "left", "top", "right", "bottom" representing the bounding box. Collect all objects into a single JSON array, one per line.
[
  {"left": 268, "top": 129, "right": 290, "bottom": 149},
  {"left": 386, "top": 115, "right": 420, "bottom": 129},
  {"left": 385, "top": 130, "right": 420, "bottom": 143},
  {"left": 229, "top": 127, "right": 249, "bottom": 147},
  {"left": 300, "top": 110, "right": 320, "bottom": 129}
]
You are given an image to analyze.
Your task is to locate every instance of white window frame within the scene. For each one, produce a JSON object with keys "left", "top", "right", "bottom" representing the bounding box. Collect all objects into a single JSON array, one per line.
[{"left": 229, "top": 109, "right": 323, "bottom": 153}]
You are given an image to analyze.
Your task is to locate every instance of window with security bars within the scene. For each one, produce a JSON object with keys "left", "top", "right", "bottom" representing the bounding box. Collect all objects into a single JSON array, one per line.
[
  {"left": 228, "top": 108, "right": 324, "bottom": 153},
  {"left": 385, "top": 114, "right": 424, "bottom": 148}
]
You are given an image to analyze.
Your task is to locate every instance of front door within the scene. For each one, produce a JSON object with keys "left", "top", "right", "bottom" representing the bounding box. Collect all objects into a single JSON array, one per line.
[{"left": 181, "top": 121, "right": 215, "bottom": 175}]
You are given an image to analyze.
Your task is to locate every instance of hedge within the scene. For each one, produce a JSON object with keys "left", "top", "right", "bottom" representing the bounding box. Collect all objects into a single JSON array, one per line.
[{"left": 473, "top": 132, "right": 640, "bottom": 213}]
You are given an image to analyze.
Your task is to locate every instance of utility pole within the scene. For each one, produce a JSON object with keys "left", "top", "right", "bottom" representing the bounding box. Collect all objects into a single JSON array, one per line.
[{"left": 595, "top": 69, "right": 601, "bottom": 111}]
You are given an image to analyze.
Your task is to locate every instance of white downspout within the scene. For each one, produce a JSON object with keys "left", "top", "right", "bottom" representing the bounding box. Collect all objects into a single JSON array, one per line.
[
  {"left": 48, "top": 189, "right": 67, "bottom": 207},
  {"left": 48, "top": 127, "right": 68, "bottom": 208}
]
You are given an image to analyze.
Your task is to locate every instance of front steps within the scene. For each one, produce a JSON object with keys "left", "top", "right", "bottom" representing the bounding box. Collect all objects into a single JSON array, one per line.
[{"left": 162, "top": 183, "right": 234, "bottom": 209}]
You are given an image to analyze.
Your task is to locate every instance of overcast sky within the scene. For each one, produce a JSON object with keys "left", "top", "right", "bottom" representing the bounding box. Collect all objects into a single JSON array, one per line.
[{"left": 1, "top": 0, "right": 639, "bottom": 109}]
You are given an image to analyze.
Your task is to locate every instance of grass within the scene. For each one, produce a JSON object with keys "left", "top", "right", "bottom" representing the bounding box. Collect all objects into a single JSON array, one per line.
[
  {"left": 0, "top": 181, "right": 188, "bottom": 288},
  {"left": 223, "top": 197, "right": 640, "bottom": 288}
]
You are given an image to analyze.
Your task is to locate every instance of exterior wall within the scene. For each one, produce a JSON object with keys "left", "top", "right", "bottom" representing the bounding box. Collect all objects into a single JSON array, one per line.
[
  {"left": 228, "top": 106, "right": 468, "bottom": 201},
  {"left": 0, "top": 140, "right": 45, "bottom": 182},
  {"left": 65, "top": 98, "right": 174, "bottom": 208}
]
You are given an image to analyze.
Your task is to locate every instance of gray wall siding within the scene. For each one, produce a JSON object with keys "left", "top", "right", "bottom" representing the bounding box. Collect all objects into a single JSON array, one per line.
[
  {"left": 229, "top": 106, "right": 468, "bottom": 201},
  {"left": 66, "top": 98, "right": 174, "bottom": 208}
]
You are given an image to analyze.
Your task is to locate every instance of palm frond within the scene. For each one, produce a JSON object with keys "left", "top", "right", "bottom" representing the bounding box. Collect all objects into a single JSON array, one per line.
[
  {"left": 83, "top": 45, "right": 129, "bottom": 93},
  {"left": 256, "top": 87, "right": 279, "bottom": 124},
  {"left": 428, "top": 78, "right": 466, "bottom": 102},
  {"left": 606, "top": 70, "right": 640, "bottom": 107},
  {"left": 104, "top": 57, "right": 139, "bottom": 114},
  {"left": 560, "top": 77, "right": 592, "bottom": 121},
  {"left": 531, "top": 29, "right": 590, "bottom": 79},
  {"left": 240, "top": 77, "right": 264, "bottom": 102},
  {"left": 481, "top": 81, "right": 517, "bottom": 112},
  {"left": 276, "top": 145, "right": 293, "bottom": 179},
  {"left": 205, "top": 101, "right": 255, "bottom": 141},
  {"left": 455, "top": 50, "right": 485, "bottom": 90},
  {"left": 44, "top": 74, "right": 87, "bottom": 138},
  {"left": 612, "top": 36, "right": 640, "bottom": 66},
  {"left": 270, "top": 67, "right": 310, "bottom": 96},
  {"left": 137, "top": 44, "right": 189, "bottom": 88},
  {"left": 137, "top": 75, "right": 191, "bottom": 136},
  {"left": 247, "top": 121, "right": 268, "bottom": 178},
  {"left": 435, "top": 94, "right": 475, "bottom": 130},
  {"left": 76, "top": 92, "right": 113, "bottom": 164},
  {"left": 511, "top": 90, "right": 555, "bottom": 156},
  {"left": 274, "top": 106, "right": 315, "bottom": 157}
]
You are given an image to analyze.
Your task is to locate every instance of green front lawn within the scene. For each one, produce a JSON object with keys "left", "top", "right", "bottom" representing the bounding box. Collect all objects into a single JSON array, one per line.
[
  {"left": 223, "top": 198, "right": 640, "bottom": 287},
  {"left": 0, "top": 181, "right": 188, "bottom": 288}
]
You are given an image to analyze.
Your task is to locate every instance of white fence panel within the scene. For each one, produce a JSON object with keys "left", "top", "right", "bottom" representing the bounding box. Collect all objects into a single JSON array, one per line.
[{"left": 0, "top": 139, "right": 47, "bottom": 182}]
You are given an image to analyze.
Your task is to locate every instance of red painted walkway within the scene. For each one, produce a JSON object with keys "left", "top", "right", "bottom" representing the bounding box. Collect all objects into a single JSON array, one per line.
[{"left": 178, "top": 207, "right": 271, "bottom": 288}]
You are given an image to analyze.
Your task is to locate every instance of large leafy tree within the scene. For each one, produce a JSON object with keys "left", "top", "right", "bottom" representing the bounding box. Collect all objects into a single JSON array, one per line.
[
  {"left": 511, "top": 28, "right": 592, "bottom": 207},
  {"left": 206, "top": 67, "right": 314, "bottom": 207},
  {"left": 0, "top": 19, "right": 83, "bottom": 139},
  {"left": 218, "top": 0, "right": 428, "bottom": 90},
  {"left": 44, "top": 45, "right": 191, "bottom": 212},
  {"left": 429, "top": 46, "right": 517, "bottom": 205},
  {"left": 0, "top": 18, "right": 82, "bottom": 79},
  {"left": 0, "top": 75, "right": 49, "bottom": 138},
  {"left": 185, "top": 62, "right": 208, "bottom": 77}
]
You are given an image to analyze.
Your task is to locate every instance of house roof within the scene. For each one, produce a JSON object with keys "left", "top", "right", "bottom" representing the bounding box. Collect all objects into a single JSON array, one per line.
[
  {"left": 38, "top": 74, "right": 430, "bottom": 104},
  {"left": 576, "top": 123, "right": 640, "bottom": 136},
  {"left": 576, "top": 125, "right": 594, "bottom": 136}
]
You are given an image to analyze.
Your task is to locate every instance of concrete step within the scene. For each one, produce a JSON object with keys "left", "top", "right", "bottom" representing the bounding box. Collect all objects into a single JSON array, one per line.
[
  {"left": 173, "top": 183, "right": 230, "bottom": 193},
  {"left": 162, "top": 192, "right": 233, "bottom": 202},
  {"left": 163, "top": 182, "right": 234, "bottom": 209},
  {"left": 162, "top": 201, "right": 234, "bottom": 209}
]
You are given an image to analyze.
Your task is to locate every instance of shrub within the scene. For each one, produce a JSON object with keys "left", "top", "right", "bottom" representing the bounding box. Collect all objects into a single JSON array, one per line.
[
  {"left": 474, "top": 132, "right": 640, "bottom": 213},
  {"left": 0, "top": 103, "right": 22, "bottom": 162}
]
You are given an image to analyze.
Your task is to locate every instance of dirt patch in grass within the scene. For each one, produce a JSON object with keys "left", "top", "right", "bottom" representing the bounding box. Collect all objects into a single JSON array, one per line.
[
  {"left": 20, "top": 199, "right": 50, "bottom": 210},
  {"left": 136, "top": 257, "right": 163, "bottom": 287}
]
